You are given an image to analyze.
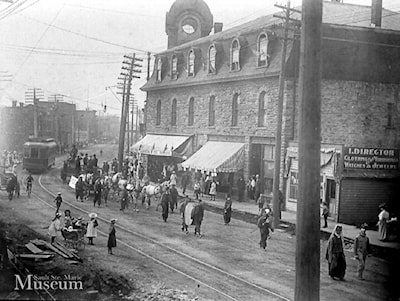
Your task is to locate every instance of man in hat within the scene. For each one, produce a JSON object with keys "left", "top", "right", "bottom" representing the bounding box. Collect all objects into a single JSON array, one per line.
[
  {"left": 257, "top": 208, "right": 273, "bottom": 251},
  {"left": 354, "top": 223, "right": 370, "bottom": 280},
  {"left": 160, "top": 186, "right": 171, "bottom": 222},
  {"left": 54, "top": 192, "right": 63, "bottom": 213}
]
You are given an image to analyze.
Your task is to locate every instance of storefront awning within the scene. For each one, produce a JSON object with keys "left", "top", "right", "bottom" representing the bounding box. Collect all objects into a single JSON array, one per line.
[
  {"left": 131, "top": 134, "right": 192, "bottom": 157},
  {"left": 181, "top": 141, "right": 245, "bottom": 173}
]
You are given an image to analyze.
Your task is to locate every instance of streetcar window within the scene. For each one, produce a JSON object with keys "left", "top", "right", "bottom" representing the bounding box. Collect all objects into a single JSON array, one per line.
[
  {"left": 31, "top": 148, "right": 39, "bottom": 158},
  {"left": 39, "top": 149, "right": 48, "bottom": 158},
  {"left": 24, "top": 148, "right": 30, "bottom": 158}
]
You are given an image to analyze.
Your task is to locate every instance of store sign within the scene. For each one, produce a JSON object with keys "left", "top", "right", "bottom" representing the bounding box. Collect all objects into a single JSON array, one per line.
[{"left": 343, "top": 147, "right": 399, "bottom": 170}]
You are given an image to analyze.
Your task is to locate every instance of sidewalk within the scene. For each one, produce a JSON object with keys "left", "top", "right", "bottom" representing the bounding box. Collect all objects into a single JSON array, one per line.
[{"left": 179, "top": 188, "right": 400, "bottom": 259}]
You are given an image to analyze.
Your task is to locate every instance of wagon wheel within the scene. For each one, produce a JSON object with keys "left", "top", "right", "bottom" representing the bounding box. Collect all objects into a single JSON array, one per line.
[{"left": 76, "top": 240, "right": 85, "bottom": 251}]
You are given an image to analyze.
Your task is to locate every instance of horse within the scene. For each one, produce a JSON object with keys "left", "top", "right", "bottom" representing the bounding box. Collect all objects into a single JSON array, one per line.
[{"left": 141, "top": 181, "right": 169, "bottom": 210}]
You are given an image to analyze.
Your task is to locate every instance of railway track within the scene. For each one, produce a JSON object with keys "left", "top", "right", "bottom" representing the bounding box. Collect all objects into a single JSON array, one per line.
[{"left": 33, "top": 169, "right": 291, "bottom": 301}]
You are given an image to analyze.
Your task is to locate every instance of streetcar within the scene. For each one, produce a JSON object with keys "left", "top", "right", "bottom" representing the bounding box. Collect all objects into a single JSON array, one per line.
[{"left": 23, "top": 137, "right": 58, "bottom": 173}]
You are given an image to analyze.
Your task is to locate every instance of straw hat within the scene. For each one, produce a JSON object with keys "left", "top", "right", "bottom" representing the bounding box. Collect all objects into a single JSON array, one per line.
[
  {"left": 55, "top": 212, "right": 62, "bottom": 217},
  {"left": 57, "top": 192, "right": 62, "bottom": 195},
  {"left": 88, "top": 212, "right": 98, "bottom": 219},
  {"left": 67, "top": 226, "right": 74, "bottom": 232},
  {"left": 110, "top": 218, "right": 117, "bottom": 223}
]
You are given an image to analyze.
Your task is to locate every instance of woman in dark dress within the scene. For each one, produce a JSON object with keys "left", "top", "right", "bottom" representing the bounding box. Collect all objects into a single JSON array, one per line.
[
  {"left": 326, "top": 224, "right": 346, "bottom": 280},
  {"left": 107, "top": 218, "right": 117, "bottom": 255},
  {"left": 223, "top": 194, "right": 232, "bottom": 225}
]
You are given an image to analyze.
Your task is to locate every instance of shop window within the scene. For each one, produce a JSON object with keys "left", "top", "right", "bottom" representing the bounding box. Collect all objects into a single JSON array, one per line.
[
  {"left": 156, "top": 58, "right": 162, "bottom": 82},
  {"left": 171, "top": 55, "right": 178, "bottom": 80},
  {"left": 208, "top": 45, "right": 216, "bottom": 74},
  {"left": 231, "top": 93, "right": 239, "bottom": 126},
  {"left": 289, "top": 171, "right": 298, "bottom": 200},
  {"left": 258, "top": 91, "right": 267, "bottom": 127},
  {"left": 264, "top": 145, "right": 274, "bottom": 161},
  {"left": 171, "top": 98, "right": 177, "bottom": 126},
  {"left": 208, "top": 95, "right": 215, "bottom": 126},
  {"left": 188, "top": 97, "right": 194, "bottom": 126},
  {"left": 257, "top": 33, "right": 269, "bottom": 67},
  {"left": 230, "top": 39, "right": 240, "bottom": 71},
  {"left": 188, "top": 50, "right": 195, "bottom": 77},
  {"left": 156, "top": 100, "right": 161, "bottom": 126}
]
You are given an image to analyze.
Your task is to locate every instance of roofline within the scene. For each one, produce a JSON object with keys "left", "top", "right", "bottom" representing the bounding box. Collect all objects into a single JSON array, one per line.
[{"left": 141, "top": 71, "right": 280, "bottom": 92}]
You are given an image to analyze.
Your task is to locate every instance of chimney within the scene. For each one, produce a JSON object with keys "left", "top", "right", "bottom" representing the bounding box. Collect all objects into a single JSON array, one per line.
[
  {"left": 214, "top": 22, "right": 223, "bottom": 34},
  {"left": 371, "top": 0, "right": 382, "bottom": 28},
  {"left": 12, "top": 100, "right": 17, "bottom": 107},
  {"left": 19, "top": 102, "right": 24, "bottom": 108}
]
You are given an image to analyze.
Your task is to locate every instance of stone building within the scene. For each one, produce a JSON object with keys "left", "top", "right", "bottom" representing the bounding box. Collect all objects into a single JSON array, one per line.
[{"left": 139, "top": 0, "right": 400, "bottom": 225}]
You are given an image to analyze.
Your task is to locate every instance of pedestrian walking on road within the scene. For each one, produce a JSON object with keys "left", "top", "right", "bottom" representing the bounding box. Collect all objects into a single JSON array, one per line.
[
  {"left": 354, "top": 223, "right": 370, "bottom": 280},
  {"left": 75, "top": 177, "right": 85, "bottom": 202},
  {"left": 257, "top": 208, "right": 273, "bottom": 251},
  {"left": 193, "top": 199, "right": 204, "bottom": 237},
  {"left": 326, "top": 224, "right": 346, "bottom": 280},
  {"left": 107, "top": 218, "right": 117, "bottom": 255},
  {"left": 378, "top": 203, "right": 389, "bottom": 241},
  {"left": 161, "top": 187, "right": 170, "bottom": 222},
  {"left": 48, "top": 213, "right": 62, "bottom": 244},
  {"left": 54, "top": 192, "right": 63, "bottom": 213},
  {"left": 322, "top": 201, "right": 329, "bottom": 228},
  {"left": 223, "top": 194, "right": 232, "bottom": 225},
  {"left": 85, "top": 213, "right": 99, "bottom": 245}
]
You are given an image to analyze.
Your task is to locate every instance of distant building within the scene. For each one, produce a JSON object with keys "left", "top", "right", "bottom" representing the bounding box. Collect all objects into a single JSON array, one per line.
[{"left": 139, "top": 0, "right": 400, "bottom": 225}]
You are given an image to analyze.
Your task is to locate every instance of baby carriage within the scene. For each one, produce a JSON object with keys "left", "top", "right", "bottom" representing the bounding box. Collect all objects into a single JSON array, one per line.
[{"left": 61, "top": 226, "right": 86, "bottom": 250}]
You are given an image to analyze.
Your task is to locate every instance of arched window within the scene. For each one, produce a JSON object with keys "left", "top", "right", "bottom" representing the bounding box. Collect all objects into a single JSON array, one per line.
[
  {"left": 208, "top": 95, "right": 215, "bottom": 126},
  {"left": 188, "top": 97, "right": 194, "bottom": 126},
  {"left": 156, "top": 100, "right": 161, "bottom": 126},
  {"left": 208, "top": 45, "right": 216, "bottom": 74},
  {"left": 171, "top": 98, "right": 177, "bottom": 126},
  {"left": 188, "top": 50, "right": 195, "bottom": 76},
  {"left": 156, "top": 58, "right": 162, "bottom": 81},
  {"left": 231, "top": 93, "right": 239, "bottom": 126},
  {"left": 258, "top": 33, "right": 269, "bottom": 67},
  {"left": 230, "top": 39, "right": 240, "bottom": 71},
  {"left": 171, "top": 55, "right": 178, "bottom": 80},
  {"left": 258, "top": 91, "right": 267, "bottom": 127}
]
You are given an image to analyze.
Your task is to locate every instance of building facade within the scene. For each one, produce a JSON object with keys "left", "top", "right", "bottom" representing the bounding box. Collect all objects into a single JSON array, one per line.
[{"left": 140, "top": 0, "right": 400, "bottom": 225}]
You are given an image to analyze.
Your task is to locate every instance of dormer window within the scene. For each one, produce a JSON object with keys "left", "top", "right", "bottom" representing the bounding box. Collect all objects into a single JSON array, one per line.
[
  {"left": 188, "top": 49, "right": 195, "bottom": 77},
  {"left": 208, "top": 45, "right": 216, "bottom": 74},
  {"left": 156, "top": 58, "right": 162, "bottom": 81},
  {"left": 230, "top": 39, "right": 240, "bottom": 71},
  {"left": 258, "top": 33, "right": 269, "bottom": 67},
  {"left": 171, "top": 55, "right": 178, "bottom": 80}
]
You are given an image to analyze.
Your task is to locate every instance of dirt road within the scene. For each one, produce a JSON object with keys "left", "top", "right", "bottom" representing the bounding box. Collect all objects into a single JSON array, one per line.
[{"left": 0, "top": 143, "right": 395, "bottom": 300}]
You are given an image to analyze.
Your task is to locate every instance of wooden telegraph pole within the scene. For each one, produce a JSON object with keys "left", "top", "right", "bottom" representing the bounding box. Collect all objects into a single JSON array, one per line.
[
  {"left": 117, "top": 54, "right": 142, "bottom": 173},
  {"left": 272, "top": 1, "right": 301, "bottom": 228},
  {"left": 295, "top": 0, "right": 322, "bottom": 300}
]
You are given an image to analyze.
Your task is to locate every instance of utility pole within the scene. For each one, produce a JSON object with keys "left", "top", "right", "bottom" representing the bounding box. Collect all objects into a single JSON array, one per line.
[
  {"left": 272, "top": 1, "right": 301, "bottom": 228},
  {"left": 117, "top": 53, "right": 142, "bottom": 173},
  {"left": 295, "top": 0, "right": 322, "bottom": 300}
]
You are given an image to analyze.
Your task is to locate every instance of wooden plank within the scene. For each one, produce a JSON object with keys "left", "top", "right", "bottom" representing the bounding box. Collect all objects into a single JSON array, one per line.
[
  {"left": 53, "top": 242, "right": 82, "bottom": 262},
  {"left": 25, "top": 242, "right": 44, "bottom": 254},
  {"left": 16, "top": 254, "right": 54, "bottom": 259},
  {"left": 30, "top": 240, "right": 70, "bottom": 259}
]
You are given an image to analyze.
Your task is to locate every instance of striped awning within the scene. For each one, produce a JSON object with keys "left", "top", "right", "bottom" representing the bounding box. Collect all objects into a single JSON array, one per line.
[
  {"left": 181, "top": 141, "right": 245, "bottom": 173},
  {"left": 131, "top": 134, "right": 192, "bottom": 157}
]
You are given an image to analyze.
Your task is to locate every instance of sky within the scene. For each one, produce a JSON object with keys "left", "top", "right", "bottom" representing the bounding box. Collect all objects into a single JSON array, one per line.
[{"left": 0, "top": 0, "right": 399, "bottom": 116}]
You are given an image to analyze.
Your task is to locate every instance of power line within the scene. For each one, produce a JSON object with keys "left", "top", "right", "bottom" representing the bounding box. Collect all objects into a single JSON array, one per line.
[
  {"left": 21, "top": 14, "right": 158, "bottom": 54},
  {"left": 15, "top": 4, "right": 65, "bottom": 76}
]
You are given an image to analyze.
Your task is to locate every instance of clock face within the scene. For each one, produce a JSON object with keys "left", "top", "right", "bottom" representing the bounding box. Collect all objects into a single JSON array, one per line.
[
  {"left": 181, "top": 17, "right": 197, "bottom": 35},
  {"left": 182, "top": 24, "right": 195, "bottom": 34}
]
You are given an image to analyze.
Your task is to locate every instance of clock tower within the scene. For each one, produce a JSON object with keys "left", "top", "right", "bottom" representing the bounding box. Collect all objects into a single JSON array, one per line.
[{"left": 166, "top": 0, "right": 213, "bottom": 49}]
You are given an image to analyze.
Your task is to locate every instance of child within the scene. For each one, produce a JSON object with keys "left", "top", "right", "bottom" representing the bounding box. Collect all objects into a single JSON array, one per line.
[
  {"left": 194, "top": 181, "right": 200, "bottom": 199},
  {"left": 85, "top": 213, "right": 99, "bottom": 245},
  {"left": 354, "top": 223, "right": 370, "bottom": 280},
  {"left": 54, "top": 192, "right": 63, "bottom": 213}
]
